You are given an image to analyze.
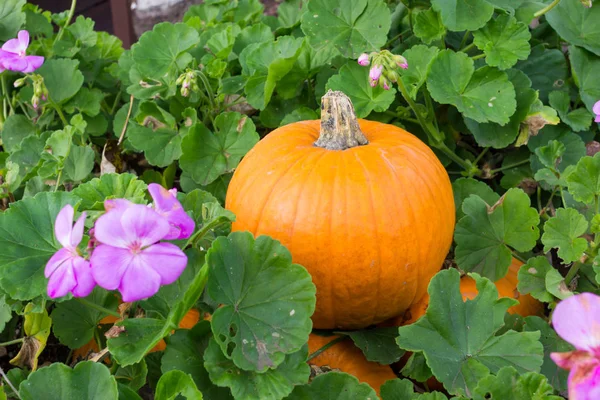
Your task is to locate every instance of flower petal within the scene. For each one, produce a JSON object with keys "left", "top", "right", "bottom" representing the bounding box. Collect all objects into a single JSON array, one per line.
[
  {"left": 118, "top": 257, "right": 162, "bottom": 302},
  {"left": 1, "top": 54, "right": 28, "bottom": 72},
  {"left": 553, "top": 293, "right": 600, "bottom": 352},
  {"left": 45, "top": 248, "right": 71, "bottom": 278},
  {"left": 94, "top": 205, "right": 130, "bottom": 248},
  {"left": 593, "top": 100, "right": 600, "bottom": 116},
  {"left": 54, "top": 205, "right": 74, "bottom": 249},
  {"left": 22, "top": 55, "right": 44, "bottom": 73},
  {"left": 2, "top": 35, "right": 25, "bottom": 54},
  {"left": 72, "top": 257, "right": 95, "bottom": 298},
  {"left": 569, "top": 362, "right": 600, "bottom": 400},
  {"left": 70, "top": 212, "right": 86, "bottom": 248},
  {"left": 90, "top": 245, "right": 133, "bottom": 290},
  {"left": 120, "top": 204, "right": 170, "bottom": 247},
  {"left": 139, "top": 242, "right": 187, "bottom": 285},
  {"left": 551, "top": 350, "right": 592, "bottom": 370},
  {"left": 148, "top": 183, "right": 195, "bottom": 240},
  {"left": 47, "top": 259, "right": 77, "bottom": 299}
]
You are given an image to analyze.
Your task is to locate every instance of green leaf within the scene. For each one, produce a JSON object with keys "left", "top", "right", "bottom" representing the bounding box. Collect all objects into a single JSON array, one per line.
[
  {"left": 180, "top": 113, "right": 259, "bottom": 186},
  {"left": 380, "top": 378, "right": 447, "bottom": 400},
  {"left": 430, "top": 0, "right": 494, "bottom": 31},
  {"left": 161, "top": 322, "right": 233, "bottom": 400},
  {"left": 72, "top": 173, "right": 148, "bottom": 211},
  {"left": 127, "top": 124, "right": 182, "bottom": 168},
  {"left": 67, "top": 16, "right": 97, "bottom": 47},
  {"left": 326, "top": 62, "right": 396, "bottom": 118},
  {"left": 535, "top": 140, "right": 565, "bottom": 170},
  {"left": 281, "top": 107, "right": 319, "bottom": 126},
  {"left": 118, "top": 384, "right": 142, "bottom": 400},
  {"left": 64, "top": 88, "right": 105, "bottom": 117},
  {"left": 233, "top": 23, "right": 273, "bottom": 56},
  {"left": 301, "top": 0, "right": 391, "bottom": 59},
  {"left": 399, "top": 45, "right": 440, "bottom": 100},
  {"left": 287, "top": 372, "right": 378, "bottom": 400},
  {"left": 517, "top": 257, "right": 555, "bottom": 303},
  {"left": 37, "top": 59, "right": 85, "bottom": 104},
  {"left": 1, "top": 114, "right": 36, "bottom": 153},
  {"left": 569, "top": 46, "right": 600, "bottom": 119},
  {"left": 277, "top": 0, "right": 304, "bottom": 29},
  {"left": 566, "top": 153, "right": 600, "bottom": 204},
  {"left": 548, "top": 91, "right": 593, "bottom": 132},
  {"left": 0, "top": 0, "right": 25, "bottom": 41},
  {"left": 454, "top": 189, "right": 540, "bottom": 281},
  {"left": 591, "top": 215, "right": 600, "bottom": 234},
  {"left": 546, "top": 0, "right": 600, "bottom": 56},
  {"left": 0, "top": 295, "right": 12, "bottom": 333},
  {"left": 0, "top": 192, "right": 79, "bottom": 300},
  {"left": 51, "top": 287, "right": 119, "bottom": 349},
  {"left": 131, "top": 22, "right": 199, "bottom": 80},
  {"left": 396, "top": 269, "right": 544, "bottom": 396},
  {"left": 528, "top": 125, "right": 586, "bottom": 173},
  {"left": 63, "top": 145, "right": 95, "bottom": 182},
  {"left": 472, "top": 366, "right": 561, "bottom": 400},
  {"left": 206, "top": 232, "right": 316, "bottom": 372},
  {"left": 344, "top": 327, "right": 405, "bottom": 365},
  {"left": 413, "top": 9, "right": 445, "bottom": 45},
  {"left": 19, "top": 361, "right": 118, "bottom": 400},
  {"left": 452, "top": 179, "right": 500, "bottom": 220},
  {"left": 7, "top": 134, "right": 46, "bottom": 180},
  {"left": 473, "top": 15, "right": 531, "bottom": 70},
  {"left": 10, "top": 303, "right": 51, "bottom": 371},
  {"left": 115, "top": 361, "right": 148, "bottom": 391},
  {"left": 400, "top": 352, "right": 434, "bottom": 383},
  {"left": 545, "top": 268, "right": 573, "bottom": 300},
  {"left": 204, "top": 338, "right": 310, "bottom": 400},
  {"left": 155, "top": 370, "right": 203, "bottom": 400},
  {"left": 515, "top": 45, "right": 568, "bottom": 103},
  {"left": 542, "top": 208, "right": 589, "bottom": 263},
  {"left": 107, "top": 249, "right": 208, "bottom": 366},
  {"left": 427, "top": 50, "right": 516, "bottom": 125}
]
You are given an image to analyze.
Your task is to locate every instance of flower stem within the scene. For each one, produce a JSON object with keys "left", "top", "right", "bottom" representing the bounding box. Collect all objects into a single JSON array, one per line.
[
  {"left": 1, "top": 75, "right": 15, "bottom": 117},
  {"left": 471, "top": 53, "right": 485, "bottom": 61},
  {"left": 473, "top": 147, "right": 490, "bottom": 165},
  {"left": 0, "top": 366, "right": 21, "bottom": 399},
  {"left": 184, "top": 217, "right": 230, "bottom": 249},
  {"left": 458, "top": 32, "right": 471, "bottom": 51},
  {"left": 0, "top": 338, "right": 24, "bottom": 347},
  {"left": 489, "top": 159, "right": 529, "bottom": 174},
  {"left": 76, "top": 297, "right": 121, "bottom": 318},
  {"left": 306, "top": 336, "right": 348, "bottom": 362},
  {"left": 54, "top": 0, "right": 78, "bottom": 44},
  {"left": 196, "top": 70, "right": 216, "bottom": 110},
  {"left": 534, "top": 0, "right": 561, "bottom": 17},
  {"left": 52, "top": 102, "right": 69, "bottom": 127},
  {"left": 461, "top": 43, "right": 476, "bottom": 53},
  {"left": 565, "top": 262, "right": 582, "bottom": 285}
]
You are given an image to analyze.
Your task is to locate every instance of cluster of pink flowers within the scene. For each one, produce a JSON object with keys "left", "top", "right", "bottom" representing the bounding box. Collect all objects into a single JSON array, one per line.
[
  {"left": 45, "top": 184, "right": 195, "bottom": 302},
  {"left": 357, "top": 51, "right": 408, "bottom": 90},
  {"left": 0, "top": 31, "right": 44, "bottom": 74}
]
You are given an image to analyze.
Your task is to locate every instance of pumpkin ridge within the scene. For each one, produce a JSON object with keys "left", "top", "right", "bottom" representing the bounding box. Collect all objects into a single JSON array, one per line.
[{"left": 327, "top": 151, "right": 343, "bottom": 328}]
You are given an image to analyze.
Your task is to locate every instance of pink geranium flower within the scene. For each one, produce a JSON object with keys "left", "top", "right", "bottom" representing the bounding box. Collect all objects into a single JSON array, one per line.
[
  {"left": 593, "top": 100, "right": 600, "bottom": 123},
  {"left": 551, "top": 293, "right": 600, "bottom": 399},
  {"left": 0, "top": 30, "right": 44, "bottom": 73},
  {"left": 90, "top": 200, "right": 188, "bottom": 302},
  {"left": 357, "top": 53, "right": 370, "bottom": 66},
  {"left": 148, "top": 184, "right": 195, "bottom": 240},
  {"left": 45, "top": 205, "right": 95, "bottom": 298},
  {"left": 369, "top": 65, "right": 383, "bottom": 82}
]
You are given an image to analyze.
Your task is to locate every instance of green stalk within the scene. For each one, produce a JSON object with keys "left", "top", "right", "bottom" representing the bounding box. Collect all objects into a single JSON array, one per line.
[
  {"left": 0, "top": 338, "right": 24, "bottom": 347},
  {"left": 489, "top": 159, "right": 529, "bottom": 174},
  {"left": 534, "top": 0, "right": 561, "bottom": 17},
  {"left": 1, "top": 75, "right": 15, "bottom": 118},
  {"left": 54, "top": 0, "right": 78, "bottom": 45},
  {"left": 76, "top": 298, "right": 121, "bottom": 318},
  {"left": 565, "top": 262, "right": 582, "bottom": 285},
  {"left": 471, "top": 53, "right": 485, "bottom": 61},
  {"left": 183, "top": 217, "right": 230, "bottom": 249},
  {"left": 52, "top": 102, "right": 69, "bottom": 127},
  {"left": 306, "top": 336, "right": 348, "bottom": 362},
  {"left": 458, "top": 32, "right": 471, "bottom": 51}
]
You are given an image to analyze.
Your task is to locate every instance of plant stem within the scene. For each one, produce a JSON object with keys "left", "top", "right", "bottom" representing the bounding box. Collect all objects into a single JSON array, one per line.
[
  {"left": 534, "top": 0, "right": 561, "bottom": 17},
  {"left": 489, "top": 159, "right": 529, "bottom": 174},
  {"left": 110, "top": 88, "right": 122, "bottom": 114},
  {"left": 52, "top": 102, "right": 69, "bottom": 127},
  {"left": 118, "top": 95, "right": 135, "bottom": 145},
  {"left": 0, "top": 338, "right": 24, "bottom": 347},
  {"left": 196, "top": 70, "right": 215, "bottom": 110},
  {"left": 76, "top": 297, "right": 121, "bottom": 318},
  {"left": 511, "top": 251, "right": 527, "bottom": 264},
  {"left": 473, "top": 147, "right": 490, "bottom": 165},
  {"left": 458, "top": 32, "right": 471, "bottom": 51},
  {"left": 306, "top": 336, "right": 348, "bottom": 362},
  {"left": 1, "top": 75, "right": 15, "bottom": 117},
  {"left": 461, "top": 43, "right": 476, "bottom": 53},
  {"left": 54, "top": 0, "right": 77, "bottom": 44},
  {"left": 0, "top": 366, "right": 21, "bottom": 399},
  {"left": 471, "top": 53, "right": 485, "bottom": 61},
  {"left": 565, "top": 262, "right": 582, "bottom": 285},
  {"left": 184, "top": 217, "right": 230, "bottom": 249},
  {"left": 384, "top": 28, "right": 412, "bottom": 48}
]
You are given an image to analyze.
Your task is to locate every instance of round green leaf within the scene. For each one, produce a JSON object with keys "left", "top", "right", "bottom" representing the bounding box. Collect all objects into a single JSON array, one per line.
[
  {"left": 413, "top": 9, "right": 446, "bottom": 45},
  {"left": 431, "top": 0, "right": 494, "bottom": 31},
  {"left": 546, "top": 0, "right": 600, "bottom": 56},
  {"left": 542, "top": 208, "right": 589, "bottom": 263},
  {"left": 155, "top": 371, "right": 202, "bottom": 400},
  {"left": 473, "top": 15, "right": 531, "bottom": 70},
  {"left": 19, "top": 361, "right": 118, "bottom": 400},
  {"left": 0, "top": 192, "right": 80, "bottom": 300},
  {"left": 344, "top": 327, "right": 405, "bottom": 365},
  {"left": 452, "top": 178, "right": 500, "bottom": 220},
  {"left": 1, "top": 114, "right": 36, "bottom": 153},
  {"left": 0, "top": 0, "right": 25, "bottom": 41},
  {"left": 115, "top": 360, "right": 148, "bottom": 391},
  {"left": 127, "top": 124, "right": 182, "bottom": 168},
  {"left": 204, "top": 338, "right": 310, "bottom": 400},
  {"left": 301, "top": 0, "right": 391, "bottom": 59},
  {"left": 287, "top": 372, "right": 377, "bottom": 400},
  {"left": 37, "top": 59, "right": 85, "bottom": 104},
  {"left": 514, "top": 45, "right": 567, "bottom": 103},
  {"left": 569, "top": 45, "right": 600, "bottom": 115},
  {"left": 72, "top": 173, "right": 148, "bottom": 211},
  {"left": 473, "top": 366, "right": 562, "bottom": 400},
  {"left": 399, "top": 45, "right": 440, "bottom": 100},
  {"left": 517, "top": 257, "right": 555, "bottom": 303},
  {"left": 206, "top": 232, "right": 316, "bottom": 372},
  {"left": 566, "top": 153, "right": 600, "bottom": 205}
]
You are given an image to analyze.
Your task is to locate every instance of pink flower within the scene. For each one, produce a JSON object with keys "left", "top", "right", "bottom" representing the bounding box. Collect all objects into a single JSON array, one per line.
[
  {"left": 148, "top": 184, "right": 195, "bottom": 240},
  {"left": 0, "top": 30, "right": 44, "bottom": 73},
  {"left": 369, "top": 65, "right": 383, "bottom": 81},
  {"left": 90, "top": 200, "right": 187, "bottom": 302},
  {"left": 358, "top": 53, "right": 370, "bottom": 66},
  {"left": 383, "top": 80, "right": 390, "bottom": 90},
  {"left": 393, "top": 54, "right": 408, "bottom": 70},
  {"left": 45, "top": 205, "right": 95, "bottom": 298},
  {"left": 593, "top": 100, "right": 600, "bottom": 123},
  {"left": 551, "top": 293, "right": 600, "bottom": 399}
]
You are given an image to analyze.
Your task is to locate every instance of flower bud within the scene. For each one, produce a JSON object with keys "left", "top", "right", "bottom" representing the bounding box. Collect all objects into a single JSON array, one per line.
[
  {"left": 380, "top": 77, "right": 390, "bottom": 90},
  {"left": 13, "top": 77, "right": 26, "bottom": 88},
  {"left": 370, "top": 79, "right": 378, "bottom": 88},
  {"left": 357, "top": 53, "right": 370, "bottom": 66},
  {"left": 393, "top": 55, "right": 409, "bottom": 69},
  {"left": 385, "top": 70, "right": 399, "bottom": 83},
  {"left": 32, "top": 95, "right": 39, "bottom": 109},
  {"left": 369, "top": 65, "right": 383, "bottom": 81}
]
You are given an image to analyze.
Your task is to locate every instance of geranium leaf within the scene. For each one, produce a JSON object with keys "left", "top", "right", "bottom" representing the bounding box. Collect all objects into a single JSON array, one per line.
[
  {"left": 396, "top": 269, "right": 544, "bottom": 396},
  {"left": 67, "top": 16, "right": 97, "bottom": 47},
  {"left": 64, "top": 88, "right": 105, "bottom": 117},
  {"left": 162, "top": 321, "right": 234, "bottom": 400},
  {"left": 51, "top": 287, "right": 119, "bottom": 349},
  {"left": 546, "top": 0, "right": 600, "bottom": 56},
  {"left": 301, "top": 0, "right": 391, "bottom": 59},
  {"left": 180, "top": 112, "right": 259, "bottom": 186},
  {"left": 426, "top": 50, "right": 516, "bottom": 125},
  {"left": 37, "top": 59, "right": 85, "bottom": 104},
  {"left": 566, "top": 153, "right": 600, "bottom": 204},
  {"left": 0, "top": 295, "right": 12, "bottom": 333},
  {"left": 1, "top": 114, "right": 36, "bottom": 153},
  {"left": 473, "top": 15, "right": 531, "bottom": 70},
  {"left": 472, "top": 366, "right": 562, "bottom": 400},
  {"left": 72, "top": 173, "right": 148, "bottom": 211},
  {"left": 452, "top": 178, "right": 500, "bottom": 220},
  {"left": 0, "top": 192, "right": 80, "bottom": 300},
  {"left": 19, "top": 361, "right": 118, "bottom": 400},
  {"left": 63, "top": 145, "right": 95, "bottom": 182},
  {"left": 542, "top": 208, "right": 589, "bottom": 263},
  {"left": 515, "top": 45, "right": 568, "bottom": 103},
  {"left": 114, "top": 361, "right": 148, "bottom": 391},
  {"left": 413, "top": 9, "right": 445, "bottom": 45},
  {"left": 204, "top": 338, "right": 309, "bottom": 400},
  {"left": 430, "top": 0, "right": 493, "bottom": 31},
  {"left": 280, "top": 107, "right": 319, "bottom": 126},
  {"left": 326, "top": 62, "right": 396, "bottom": 118},
  {"left": 206, "top": 232, "right": 316, "bottom": 372},
  {"left": 344, "top": 327, "right": 405, "bottom": 365},
  {"left": 287, "top": 372, "right": 377, "bottom": 399},
  {"left": 10, "top": 303, "right": 51, "bottom": 371},
  {"left": 454, "top": 189, "right": 540, "bottom": 281},
  {"left": 548, "top": 91, "right": 593, "bottom": 132},
  {"left": 399, "top": 45, "right": 439, "bottom": 100},
  {"left": 155, "top": 371, "right": 203, "bottom": 400},
  {"left": 517, "top": 257, "right": 555, "bottom": 303},
  {"left": 0, "top": 0, "right": 25, "bottom": 41},
  {"left": 569, "top": 46, "right": 600, "bottom": 114},
  {"left": 381, "top": 378, "right": 447, "bottom": 399},
  {"left": 127, "top": 125, "right": 182, "bottom": 168},
  {"left": 528, "top": 125, "right": 586, "bottom": 173}
]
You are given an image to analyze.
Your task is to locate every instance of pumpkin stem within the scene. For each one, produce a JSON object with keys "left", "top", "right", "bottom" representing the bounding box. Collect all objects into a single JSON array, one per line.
[{"left": 314, "top": 90, "right": 368, "bottom": 150}]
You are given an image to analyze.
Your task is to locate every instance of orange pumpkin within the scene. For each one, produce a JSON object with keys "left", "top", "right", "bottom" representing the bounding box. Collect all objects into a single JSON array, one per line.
[
  {"left": 226, "top": 90, "right": 455, "bottom": 329},
  {"left": 387, "top": 258, "right": 544, "bottom": 327},
  {"left": 308, "top": 333, "right": 396, "bottom": 396}
]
